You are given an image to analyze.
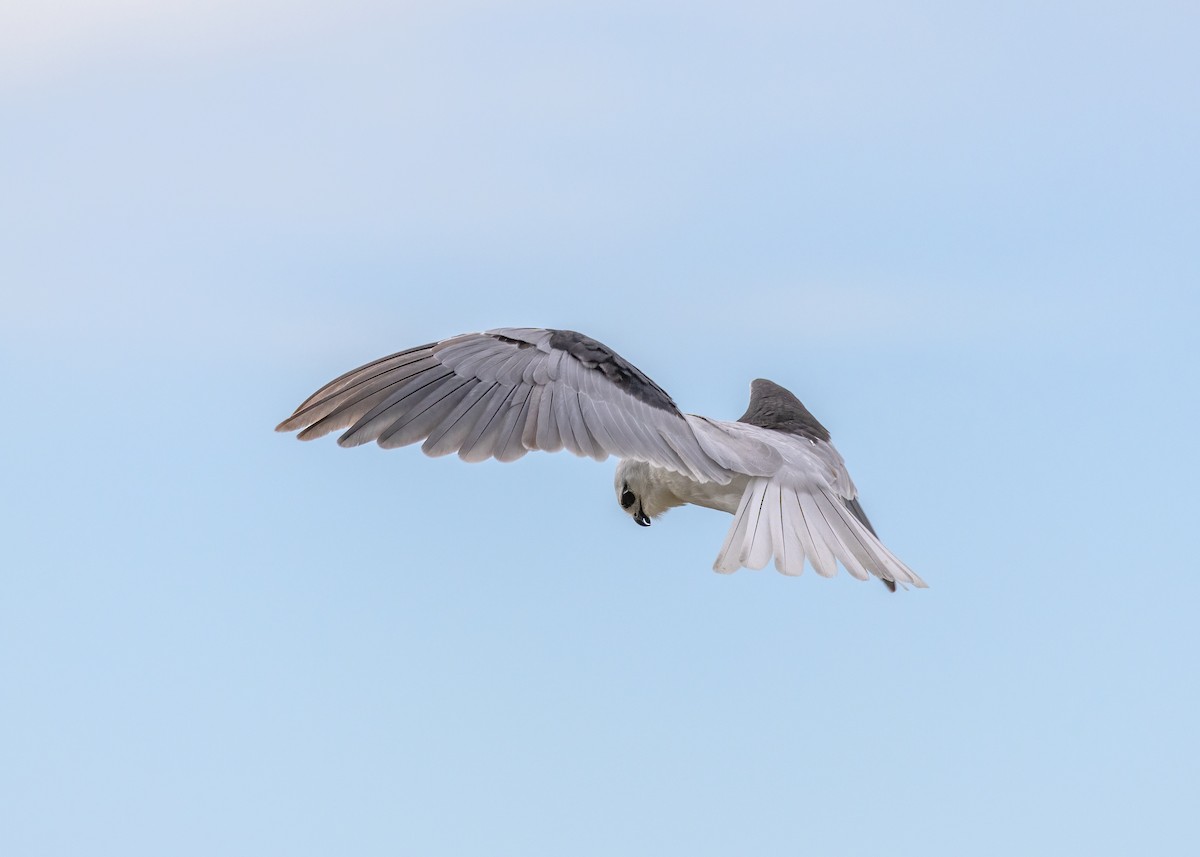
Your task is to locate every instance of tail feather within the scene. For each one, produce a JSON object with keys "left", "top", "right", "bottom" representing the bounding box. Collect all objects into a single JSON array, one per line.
[
  {"left": 843, "top": 495, "right": 897, "bottom": 592},
  {"left": 795, "top": 489, "right": 840, "bottom": 577},
  {"left": 715, "top": 484, "right": 756, "bottom": 573},
  {"left": 745, "top": 481, "right": 776, "bottom": 570},
  {"left": 813, "top": 491, "right": 874, "bottom": 581},
  {"left": 712, "top": 477, "right": 927, "bottom": 588}
]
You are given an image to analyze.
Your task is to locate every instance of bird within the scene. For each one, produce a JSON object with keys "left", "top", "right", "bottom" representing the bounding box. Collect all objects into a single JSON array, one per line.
[{"left": 276, "top": 327, "right": 925, "bottom": 590}]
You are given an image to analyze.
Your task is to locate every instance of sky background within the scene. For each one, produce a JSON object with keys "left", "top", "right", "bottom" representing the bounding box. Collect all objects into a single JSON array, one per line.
[{"left": 2, "top": 2, "right": 1198, "bottom": 855}]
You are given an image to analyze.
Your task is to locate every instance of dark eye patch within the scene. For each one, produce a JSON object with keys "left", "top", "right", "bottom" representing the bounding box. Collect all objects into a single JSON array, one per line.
[{"left": 620, "top": 489, "right": 636, "bottom": 509}]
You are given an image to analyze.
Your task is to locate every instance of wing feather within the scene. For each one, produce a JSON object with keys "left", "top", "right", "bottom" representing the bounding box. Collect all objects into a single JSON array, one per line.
[
  {"left": 520, "top": 385, "right": 545, "bottom": 450},
  {"left": 279, "top": 328, "right": 735, "bottom": 480},
  {"left": 377, "top": 377, "right": 474, "bottom": 450},
  {"left": 287, "top": 355, "right": 441, "bottom": 440},
  {"left": 493, "top": 385, "right": 535, "bottom": 463},
  {"left": 431, "top": 336, "right": 497, "bottom": 374},
  {"left": 578, "top": 396, "right": 622, "bottom": 456},
  {"left": 550, "top": 380, "right": 581, "bottom": 455},
  {"left": 458, "top": 384, "right": 518, "bottom": 463},
  {"left": 563, "top": 360, "right": 607, "bottom": 460},
  {"left": 289, "top": 343, "right": 436, "bottom": 414},
  {"left": 336, "top": 367, "right": 456, "bottom": 447},
  {"left": 421, "top": 381, "right": 498, "bottom": 457},
  {"left": 491, "top": 348, "right": 541, "bottom": 384},
  {"left": 534, "top": 384, "right": 564, "bottom": 452}
]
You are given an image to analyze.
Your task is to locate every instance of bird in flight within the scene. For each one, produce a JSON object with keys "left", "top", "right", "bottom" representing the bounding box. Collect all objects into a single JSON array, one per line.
[{"left": 277, "top": 327, "right": 925, "bottom": 590}]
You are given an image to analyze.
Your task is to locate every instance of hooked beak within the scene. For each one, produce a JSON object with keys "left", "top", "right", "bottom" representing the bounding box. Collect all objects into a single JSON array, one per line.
[{"left": 634, "top": 509, "right": 651, "bottom": 527}]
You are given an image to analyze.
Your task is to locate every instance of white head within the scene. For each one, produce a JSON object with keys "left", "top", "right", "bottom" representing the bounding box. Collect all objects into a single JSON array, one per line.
[{"left": 613, "top": 459, "right": 683, "bottom": 527}]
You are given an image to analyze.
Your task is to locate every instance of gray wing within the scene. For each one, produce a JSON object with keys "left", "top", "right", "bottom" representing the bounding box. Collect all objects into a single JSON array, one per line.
[{"left": 276, "top": 327, "right": 734, "bottom": 483}]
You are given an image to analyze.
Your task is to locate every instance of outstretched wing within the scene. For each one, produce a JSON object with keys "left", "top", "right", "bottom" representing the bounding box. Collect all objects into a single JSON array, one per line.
[{"left": 276, "top": 327, "right": 735, "bottom": 483}]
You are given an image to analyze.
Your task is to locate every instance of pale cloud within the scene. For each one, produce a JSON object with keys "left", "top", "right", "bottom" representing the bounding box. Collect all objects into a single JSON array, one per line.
[
  {"left": 0, "top": 0, "right": 421, "bottom": 90},
  {"left": 1, "top": 1, "right": 240, "bottom": 84}
]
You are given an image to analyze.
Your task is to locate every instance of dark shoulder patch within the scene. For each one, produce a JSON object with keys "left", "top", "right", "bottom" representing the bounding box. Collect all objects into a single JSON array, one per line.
[
  {"left": 547, "top": 329, "right": 678, "bottom": 413},
  {"left": 737, "top": 378, "right": 831, "bottom": 442}
]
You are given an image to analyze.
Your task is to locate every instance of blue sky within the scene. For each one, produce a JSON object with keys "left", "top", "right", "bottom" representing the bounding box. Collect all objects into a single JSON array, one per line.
[{"left": 2, "top": 2, "right": 1198, "bottom": 855}]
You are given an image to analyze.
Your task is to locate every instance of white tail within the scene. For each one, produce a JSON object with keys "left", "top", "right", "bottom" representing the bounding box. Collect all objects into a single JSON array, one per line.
[{"left": 713, "top": 477, "right": 927, "bottom": 587}]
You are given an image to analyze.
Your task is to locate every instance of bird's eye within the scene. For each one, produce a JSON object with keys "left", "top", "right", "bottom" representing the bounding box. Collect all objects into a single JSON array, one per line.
[{"left": 620, "top": 488, "right": 636, "bottom": 509}]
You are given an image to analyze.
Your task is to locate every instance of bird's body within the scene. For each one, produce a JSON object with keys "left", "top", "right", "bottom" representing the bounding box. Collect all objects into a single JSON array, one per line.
[
  {"left": 277, "top": 326, "right": 925, "bottom": 589},
  {"left": 619, "top": 457, "right": 750, "bottom": 517}
]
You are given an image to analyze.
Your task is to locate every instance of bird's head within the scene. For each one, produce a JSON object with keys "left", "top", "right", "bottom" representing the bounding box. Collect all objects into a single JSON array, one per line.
[{"left": 614, "top": 460, "right": 679, "bottom": 527}]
